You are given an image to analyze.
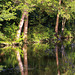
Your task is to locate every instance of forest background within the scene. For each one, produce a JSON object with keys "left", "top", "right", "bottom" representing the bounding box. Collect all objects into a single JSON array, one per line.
[{"left": 0, "top": 0, "right": 75, "bottom": 44}]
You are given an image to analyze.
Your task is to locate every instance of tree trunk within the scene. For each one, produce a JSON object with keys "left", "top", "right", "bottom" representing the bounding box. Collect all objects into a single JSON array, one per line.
[
  {"left": 23, "top": 11, "right": 28, "bottom": 43},
  {"left": 23, "top": 11, "right": 28, "bottom": 74},
  {"left": 62, "top": 17, "right": 66, "bottom": 34},
  {"left": 16, "top": 11, "right": 26, "bottom": 40},
  {"left": 55, "top": 14, "right": 59, "bottom": 34},
  {"left": 16, "top": 50, "right": 24, "bottom": 75},
  {"left": 55, "top": 0, "right": 61, "bottom": 35},
  {"left": 55, "top": 44, "right": 60, "bottom": 75}
]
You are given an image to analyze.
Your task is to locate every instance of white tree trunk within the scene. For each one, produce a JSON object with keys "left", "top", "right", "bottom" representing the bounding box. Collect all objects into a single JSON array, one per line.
[
  {"left": 23, "top": 11, "right": 28, "bottom": 43},
  {"left": 16, "top": 11, "right": 26, "bottom": 40}
]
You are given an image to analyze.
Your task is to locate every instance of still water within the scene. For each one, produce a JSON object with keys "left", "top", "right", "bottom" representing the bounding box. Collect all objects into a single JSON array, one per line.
[{"left": 0, "top": 39, "right": 75, "bottom": 75}]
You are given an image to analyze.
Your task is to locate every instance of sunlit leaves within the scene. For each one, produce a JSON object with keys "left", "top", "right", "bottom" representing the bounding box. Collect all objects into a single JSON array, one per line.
[
  {"left": 59, "top": 0, "right": 75, "bottom": 19},
  {"left": 3, "top": 23, "right": 18, "bottom": 41},
  {"left": 28, "top": 24, "right": 54, "bottom": 42},
  {"left": 0, "top": 1, "right": 17, "bottom": 21},
  {"left": 0, "top": 11, "right": 16, "bottom": 21}
]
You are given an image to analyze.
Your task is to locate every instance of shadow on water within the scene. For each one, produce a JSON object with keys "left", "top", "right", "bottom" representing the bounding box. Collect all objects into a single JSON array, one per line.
[{"left": 0, "top": 38, "right": 75, "bottom": 75}]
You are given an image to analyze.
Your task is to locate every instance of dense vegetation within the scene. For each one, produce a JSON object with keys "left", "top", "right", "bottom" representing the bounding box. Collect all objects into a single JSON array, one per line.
[
  {"left": 0, "top": 0, "right": 75, "bottom": 43},
  {"left": 0, "top": 0, "right": 75, "bottom": 75}
]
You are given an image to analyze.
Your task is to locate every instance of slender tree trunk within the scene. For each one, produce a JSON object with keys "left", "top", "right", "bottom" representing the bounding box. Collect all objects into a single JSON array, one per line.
[
  {"left": 55, "top": 44, "right": 60, "bottom": 75},
  {"left": 23, "top": 11, "right": 28, "bottom": 74},
  {"left": 55, "top": 0, "right": 61, "bottom": 35},
  {"left": 23, "top": 44, "right": 28, "bottom": 75},
  {"left": 23, "top": 11, "right": 28, "bottom": 43},
  {"left": 62, "top": 17, "right": 66, "bottom": 34},
  {"left": 16, "top": 50, "right": 24, "bottom": 75},
  {"left": 55, "top": 14, "right": 59, "bottom": 34},
  {"left": 16, "top": 11, "right": 26, "bottom": 40}
]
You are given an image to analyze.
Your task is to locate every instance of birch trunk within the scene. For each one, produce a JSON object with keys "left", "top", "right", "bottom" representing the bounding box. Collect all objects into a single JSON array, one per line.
[
  {"left": 16, "top": 11, "right": 26, "bottom": 40},
  {"left": 23, "top": 11, "right": 28, "bottom": 43},
  {"left": 23, "top": 11, "right": 28, "bottom": 75}
]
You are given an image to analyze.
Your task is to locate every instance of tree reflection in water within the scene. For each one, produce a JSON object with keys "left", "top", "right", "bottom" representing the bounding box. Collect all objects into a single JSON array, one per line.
[
  {"left": 0, "top": 39, "right": 75, "bottom": 75},
  {"left": 23, "top": 44, "right": 28, "bottom": 75},
  {"left": 61, "top": 42, "right": 66, "bottom": 73},
  {"left": 55, "top": 44, "right": 60, "bottom": 75},
  {"left": 16, "top": 44, "right": 28, "bottom": 75},
  {"left": 16, "top": 50, "right": 24, "bottom": 75}
]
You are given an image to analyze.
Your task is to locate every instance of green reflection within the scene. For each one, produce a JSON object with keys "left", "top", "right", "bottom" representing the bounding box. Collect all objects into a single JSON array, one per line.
[{"left": 0, "top": 39, "right": 75, "bottom": 75}]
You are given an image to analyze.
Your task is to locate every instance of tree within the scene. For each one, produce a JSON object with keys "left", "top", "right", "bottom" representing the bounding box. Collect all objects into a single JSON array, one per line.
[
  {"left": 16, "top": 10, "right": 27, "bottom": 40},
  {"left": 60, "top": 0, "right": 75, "bottom": 35},
  {"left": 23, "top": 11, "right": 28, "bottom": 43},
  {"left": 16, "top": 0, "right": 35, "bottom": 41},
  {"left": 55, "top": 0, "right": 61, "bottom": 35}
]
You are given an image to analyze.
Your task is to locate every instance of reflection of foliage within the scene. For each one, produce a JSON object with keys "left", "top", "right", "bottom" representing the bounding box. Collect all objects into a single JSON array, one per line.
[
  {"left": 60, "top": 42, "right": 75, "bottom": 75},
  {"left": 27, "top": 43, "right": 57, "bottom": 75},
  {"left": 0, "top": 39, "right": 75, "bottom": 75},
  {"left": 0, "top": 47, "right": 18, "bottom": 68},
  {"left": 28, "top": 43, "right": 55, "bottom": 57},
  {"left": 27, "top": 43, "right": 56, "bottom": 68}
]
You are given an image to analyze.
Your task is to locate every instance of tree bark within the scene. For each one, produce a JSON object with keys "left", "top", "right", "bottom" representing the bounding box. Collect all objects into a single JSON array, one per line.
[
  {"left": 23, "top": 11, "right": 28, "bottom": 43},
  {"left": 23, "top": 11, "right": 28, "bottom": 75},
  {"left": 16, "top": 11, "right": 26, "bottom": 40},
  {"left": 55, "top": 14, "right": 59, "bottom": 34},
  {"left": 55, "top": 0, "right": 61, "bottom": 35}
]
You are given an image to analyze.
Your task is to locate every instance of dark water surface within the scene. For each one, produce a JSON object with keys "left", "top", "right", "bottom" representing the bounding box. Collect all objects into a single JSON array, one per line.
[{"left": 0, "top": 39, "right": 75, "bottom": 75}]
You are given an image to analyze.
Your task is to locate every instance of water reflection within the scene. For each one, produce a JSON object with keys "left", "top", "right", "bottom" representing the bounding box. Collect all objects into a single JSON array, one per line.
[
  {"left": 23, "top": 44, "right": 28, "bottom": 75},
  {"left": 0, "top": 39, "right": 75, "bottom": 75},
  {"left": 16, "top": 44, "right": 28, "bottom": 75},
  {"left": 61, "top": 41, "right": 66, "bottom": 73},
  {"left": 55, "top": 44, "right": 60, "bottom": 75},
  {"left": 16, "top": 49, "right": 24, "bottom": 75}
]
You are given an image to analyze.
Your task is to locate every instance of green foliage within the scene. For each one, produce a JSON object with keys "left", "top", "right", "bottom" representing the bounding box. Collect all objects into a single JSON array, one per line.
[
  {"left": 0, "top": 1, "right": 17, "bottom": 21},
  {"left": 0, "top": 47, "right": 18, "bottom": 68},
  {"left": 63, "top": 28, "right": 73, "bottom": 37},
  {"left": 61, "top": 50, "right": 75, "bottom": 75},
  {"left": 3, "top": 22, "right": 18, "bottom": 41},
  {"left": 59, "top": 0, "right": 75, "bottom": 19},
  {"left": 28, "top": 25, "right": 55, "bottom": 42},
  {"left": 0, "top": 32, "right": 7, "bottom": 41},
  {"left": 0, "top": 0, "right": 75, "bottom": 42}
]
